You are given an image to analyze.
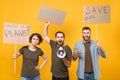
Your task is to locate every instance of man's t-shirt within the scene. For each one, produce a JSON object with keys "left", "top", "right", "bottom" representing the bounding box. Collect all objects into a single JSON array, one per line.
[
  {"left": 84, "top": 42, "right": 93, "bottom": 72},
  {"left": 50, "top": 40, "right": 72, "bottom": 78}
]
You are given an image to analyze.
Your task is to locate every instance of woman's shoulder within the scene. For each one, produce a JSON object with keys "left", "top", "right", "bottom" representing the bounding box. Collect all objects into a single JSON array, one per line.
[{"left": 20, "top": 45, "right": 28, "bottom": 49}]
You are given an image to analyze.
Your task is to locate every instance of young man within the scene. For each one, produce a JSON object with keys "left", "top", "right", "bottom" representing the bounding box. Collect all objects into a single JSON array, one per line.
[
  {"left": 73, "top": 27, "right": 106, "bottom": 80},
  {"left": 44, "top": 22, "right": 72, "bottom": 80}
]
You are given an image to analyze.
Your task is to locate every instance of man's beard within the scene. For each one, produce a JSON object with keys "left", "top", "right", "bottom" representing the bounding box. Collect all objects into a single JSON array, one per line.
[
  {"left": 83, "top": 36, "right": 90, "bottom": 41},
  {"left": 57, "top": 40, "right": 64, "bottom": 46}
]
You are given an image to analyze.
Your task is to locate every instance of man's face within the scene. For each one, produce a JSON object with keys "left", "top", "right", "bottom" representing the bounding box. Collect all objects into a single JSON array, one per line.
[
  {"left": 56, "top": 33, "right": 64, "bottom": 46},
  {"left": 82, "top": 29, "right": 91, "bottom": 41}
]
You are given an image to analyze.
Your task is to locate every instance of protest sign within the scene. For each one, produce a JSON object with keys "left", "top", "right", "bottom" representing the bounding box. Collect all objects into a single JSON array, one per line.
[
  {"left": 84, "top": 5, "right": 110, "bottom": 23},
  {"left": 3, "top": 22, "right": 30, "bottom": 44},
  {"left": 38, "top": 5, "right": 66, "bottom": 26}
]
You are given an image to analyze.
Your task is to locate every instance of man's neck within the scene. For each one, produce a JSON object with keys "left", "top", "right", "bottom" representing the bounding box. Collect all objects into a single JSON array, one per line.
[
  {"left": 57, "top": 43, "right": 66, "bottom": 47},
  {"left": 84, "top": 40, "right": 91, "bottom": 43}
]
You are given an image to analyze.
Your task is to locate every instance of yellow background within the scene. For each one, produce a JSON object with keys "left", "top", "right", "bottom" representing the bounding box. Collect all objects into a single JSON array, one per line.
[{"left": 0, "top": 0, "right": 120, "bottom": 80}]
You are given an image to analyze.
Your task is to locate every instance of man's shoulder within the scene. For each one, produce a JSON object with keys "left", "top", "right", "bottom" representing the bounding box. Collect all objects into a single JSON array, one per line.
[
  {"left": 65, "top": 45, "right": 71, "bottom": 50},
  {"left": 50, "top": 39, "right": 56, "bottom": 43},
  {"left": 50, "top": 39, "right": 57, "bottom": 47},
  {"left": 90, "top": 40, "right": 96, "bottom": 44},
  {"left": 75, "top": 40, "right": 83, "bottom": 45}
]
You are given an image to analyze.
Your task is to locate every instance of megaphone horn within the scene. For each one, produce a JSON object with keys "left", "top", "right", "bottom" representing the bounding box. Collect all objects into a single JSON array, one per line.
[{"left": 57, "top": 47, "right": 66, "bottom": 58}]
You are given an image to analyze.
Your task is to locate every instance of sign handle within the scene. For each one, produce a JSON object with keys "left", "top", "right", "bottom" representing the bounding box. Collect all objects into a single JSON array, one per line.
[
  {"left": 14, "top": 44, "right": 17, "bottom": 75},
  {"left": 96, "top": 24, "right": 98, "bottom": 40}
]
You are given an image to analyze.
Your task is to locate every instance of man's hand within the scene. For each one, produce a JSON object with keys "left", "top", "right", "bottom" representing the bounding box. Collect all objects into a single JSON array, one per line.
[
  {"left": 73, "top": 48, "right": 81, "bottom": 61},
  {"left": 45, "top": 22, "right": 50, "bottom": 26},
  {"left": 96, "top": 40, "right": 101, "bottom": 49},
  {"left": 75, "top": 49, "right": 81, "bottom": 57}
]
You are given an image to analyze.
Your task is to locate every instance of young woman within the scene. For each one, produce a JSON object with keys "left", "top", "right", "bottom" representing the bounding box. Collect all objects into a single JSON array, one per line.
[{"left": 13, "top": 33, "right": 48, "bottom": 80}]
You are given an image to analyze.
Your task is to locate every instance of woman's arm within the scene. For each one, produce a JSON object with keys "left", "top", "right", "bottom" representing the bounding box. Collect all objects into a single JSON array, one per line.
[
  {"left": 13, "top": 52, "right": 21, "bottom": 59},
  {"left": 35, "top": 54, "right": 48, "bottom": 70}
]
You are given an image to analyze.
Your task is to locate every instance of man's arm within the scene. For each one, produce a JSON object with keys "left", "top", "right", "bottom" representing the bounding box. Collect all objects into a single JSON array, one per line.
[
  {"left": 62, "top": 47, "right": 73, "bottom": 67},
  {"left": 44, "top": 22, "right": 50, "bottom": 43},
  {"left": 96, "top": 41, "right": 106, "bottom": 58},
  {"left": 72, "top": 49, "right": 81, "bottom": 61},
  {"left": 98, "top": 47, "right": 106, "bottom": 58},
  {"left": 62, "top": 58, "right": 71, "bottom": 67}
]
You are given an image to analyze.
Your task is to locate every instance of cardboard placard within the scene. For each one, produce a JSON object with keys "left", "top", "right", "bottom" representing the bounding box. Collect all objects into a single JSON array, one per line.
[
  {"left": 3, "top": 22, "right": 30, "bottom": 44},
  {"left": 84, "top": 5, "right": 110, "bottom": 23},
  {"left": 38, "top": 5, "right": 66, "bottom": 26}
]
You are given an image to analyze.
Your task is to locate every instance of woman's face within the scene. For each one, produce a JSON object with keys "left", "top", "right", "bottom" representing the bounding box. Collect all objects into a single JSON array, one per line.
[{"left": 31, "top": 35, "right": 39, "bottom": 46}]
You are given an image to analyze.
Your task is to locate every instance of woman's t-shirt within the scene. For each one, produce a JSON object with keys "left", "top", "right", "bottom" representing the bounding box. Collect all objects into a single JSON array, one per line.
[{"left": 19, "top": 46, "right": 43, "bottom": 77}]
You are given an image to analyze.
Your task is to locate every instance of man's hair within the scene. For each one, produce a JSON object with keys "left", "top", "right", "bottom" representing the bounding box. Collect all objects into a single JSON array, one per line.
[
  {"left": 29, "top": 33, "right": 43, "bottom": 45},
  {"left": 82, "top": 26, "right": 91, "bottom": 32},
  {"left": 55, "top": 31, "right": 65, "bottom": 38}
]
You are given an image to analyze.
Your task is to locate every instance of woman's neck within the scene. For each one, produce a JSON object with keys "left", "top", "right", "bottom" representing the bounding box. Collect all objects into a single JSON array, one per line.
[{"left": 29, "top": 45, "right": 37, "bottom": 51}]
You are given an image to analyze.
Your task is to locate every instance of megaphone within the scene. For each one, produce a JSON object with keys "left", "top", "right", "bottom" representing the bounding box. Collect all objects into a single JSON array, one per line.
[{"left": 57, "top": 47, "right": 66, "bottom": 58}]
